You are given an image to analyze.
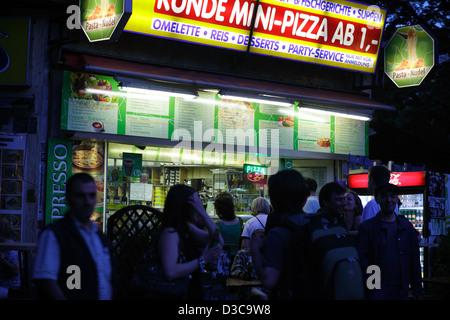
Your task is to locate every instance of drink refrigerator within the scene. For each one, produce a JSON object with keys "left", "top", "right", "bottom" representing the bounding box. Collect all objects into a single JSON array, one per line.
[{"left": 347, "top": 171, "right": 450, "bottom": 278}]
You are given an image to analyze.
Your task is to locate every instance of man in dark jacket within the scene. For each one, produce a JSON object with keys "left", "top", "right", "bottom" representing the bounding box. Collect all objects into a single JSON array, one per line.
[
  {"left": 358, "top": 183, "right": 422, "bottom": 300},
  {"left": 251, "top": 169, "right": 311, "bottom": 299},
  {"left": 33, "top": 173, "right": 114, "bottom": 299}
]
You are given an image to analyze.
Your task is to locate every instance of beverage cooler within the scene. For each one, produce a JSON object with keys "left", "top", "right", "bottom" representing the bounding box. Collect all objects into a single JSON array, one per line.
[{"left": 348, "top": 171, "right": 450, "bottom": 278}]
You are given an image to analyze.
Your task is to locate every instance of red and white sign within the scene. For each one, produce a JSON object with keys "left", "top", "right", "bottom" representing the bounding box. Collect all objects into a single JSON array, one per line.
[
  {"left": 125, "top": 0, "right": 386, "bottom": 73},
  {"left": 348, "top": 171, "right": 426, "bottom": 189}
]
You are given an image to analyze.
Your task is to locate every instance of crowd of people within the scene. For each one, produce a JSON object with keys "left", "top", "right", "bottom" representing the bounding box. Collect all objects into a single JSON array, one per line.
[{"left": 0, "top": 165, "right": 423, "bottom": 300}]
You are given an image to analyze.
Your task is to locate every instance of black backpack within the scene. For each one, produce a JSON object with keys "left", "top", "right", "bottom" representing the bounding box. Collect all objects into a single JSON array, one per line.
[
  {"left": 279, "top": 214, "right": 364, "bottom": 300},
  {"left": 308, "top": 215, "right": 364, "bottom": 300},
  {"left": 277, "top": 214, "right": 318, "bottom": 300}
]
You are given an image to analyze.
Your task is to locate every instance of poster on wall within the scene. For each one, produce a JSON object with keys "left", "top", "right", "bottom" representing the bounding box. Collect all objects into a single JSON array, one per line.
[
  {"left": 72, "top": 141, "right": 105, "bottom": 228},
  {"left": 122, "top": 152, "right": 142, "bottom": 178},
  {"left": 0, "top": 134, "right": 26, "bottom": 241},
  {"left": 61, "top": 71, "right": 369, "bottom": 157},
  {"left": 45, "top": 138, "right": 105, "bottom": 228},
  {"left": 427, "top": 172, "right": 449, "bottom": 236}
]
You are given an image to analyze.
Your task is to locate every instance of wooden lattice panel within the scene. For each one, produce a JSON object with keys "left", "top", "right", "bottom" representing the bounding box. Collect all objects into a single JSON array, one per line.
[{"left": 106, "top": 205, "right": 163, "bottom": 298}]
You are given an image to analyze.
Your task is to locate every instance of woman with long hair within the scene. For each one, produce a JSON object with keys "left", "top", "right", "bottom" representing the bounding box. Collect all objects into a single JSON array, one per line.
[
  {"left": 343, "top": 190, "right": 363, "bottom": 235},
  {"left": 159, "top": 184, "right": 222, "bottom": 299},
  {"left": 214, "top": 192, "right": 242, "bottom": 258}
]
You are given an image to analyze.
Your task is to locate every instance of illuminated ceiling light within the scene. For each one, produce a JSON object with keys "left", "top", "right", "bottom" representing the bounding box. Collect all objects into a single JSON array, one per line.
[
  {"left": 114, "top": 76, "right": 199, "bottom": 99},
  {"left": 218, "top": 91, "right": 294, "bottom": 107},
  {"left": 119, "top": 84, "right": 198, "bottom": 99},
  {"left": 300, "top": 107, "right": 372, "bottom": 121}
]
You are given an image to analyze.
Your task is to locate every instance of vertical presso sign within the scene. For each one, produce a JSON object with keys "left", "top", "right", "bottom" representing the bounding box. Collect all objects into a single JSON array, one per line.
[{"left": 45, "top": 138, "right": 73, "bottom": 224}]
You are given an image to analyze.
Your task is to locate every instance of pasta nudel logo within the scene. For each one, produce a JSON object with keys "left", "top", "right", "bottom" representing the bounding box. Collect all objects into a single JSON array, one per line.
[
  {"left": 79, "top": 0, "right": 132, "bottom": 42},
  {"left": 384, "top": 25, "right": 435, "bottom": 88}
]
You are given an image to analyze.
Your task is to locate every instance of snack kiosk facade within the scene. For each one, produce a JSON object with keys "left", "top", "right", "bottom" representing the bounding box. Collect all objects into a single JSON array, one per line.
[{"left": 45, "top": 0, "right": 394, "bottom": 230}]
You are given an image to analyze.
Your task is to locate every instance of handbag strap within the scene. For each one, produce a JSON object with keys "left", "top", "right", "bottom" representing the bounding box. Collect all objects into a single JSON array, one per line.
[{"left": 255, "top": 215, "right": 265, "bottom": 230}]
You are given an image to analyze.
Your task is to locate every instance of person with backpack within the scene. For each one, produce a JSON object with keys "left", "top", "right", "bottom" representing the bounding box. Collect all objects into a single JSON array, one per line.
[
  {"left": 251, "top": 169, "right": 312, "bottom": 299},
  {"left": 316, "top": 182, "right": 347, "bottom": 227},
  {"left": 311, "top": 182, "right": 364, "bottom": 299},
  {"left": 240, "top": 197, "right": 270, "bottom": 249}
]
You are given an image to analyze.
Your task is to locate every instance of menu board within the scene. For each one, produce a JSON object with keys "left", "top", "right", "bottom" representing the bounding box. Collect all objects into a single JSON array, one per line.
[
  {"left": 218, "top": 100, "right": 256, "bottom": 147},
  {"left": 125, "top": 94, "right": 171, "bottom": 138},
  {"left": 297, "top": 109, "right": 332, "bottom": 153},
  {"left": 61, "top": 71, "right": 368, "bottom": 157},
  {"left": 334, "top": 117, "right": 368, "bottom": 156},
  {"left": 174, "top": 92, "right": 216, "bottom": 142}
]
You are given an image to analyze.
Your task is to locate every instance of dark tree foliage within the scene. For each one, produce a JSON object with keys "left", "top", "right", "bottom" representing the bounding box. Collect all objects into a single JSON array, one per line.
[{"left": 364, "top": 1, "right": 450, "bottom": 172}]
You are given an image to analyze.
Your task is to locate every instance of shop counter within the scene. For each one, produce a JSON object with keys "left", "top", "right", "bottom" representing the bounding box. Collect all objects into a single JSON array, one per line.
[{"left": 226, "top": 277, "right": 262, "bottom": 287}]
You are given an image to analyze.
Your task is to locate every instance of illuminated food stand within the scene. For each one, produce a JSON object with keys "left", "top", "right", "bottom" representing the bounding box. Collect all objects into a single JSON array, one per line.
[{"left": 46, "top": 0, "right": 394, "bottom": 231}]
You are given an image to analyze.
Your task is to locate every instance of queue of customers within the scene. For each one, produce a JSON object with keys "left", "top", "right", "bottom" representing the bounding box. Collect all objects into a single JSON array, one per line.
[{"left": 22, "top": 165, "right": 422, "bottom": 300}]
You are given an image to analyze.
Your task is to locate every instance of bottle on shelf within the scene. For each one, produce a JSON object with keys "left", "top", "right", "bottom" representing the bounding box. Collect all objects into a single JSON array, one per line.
[
  {"left": 121, "top": 184, "right": 128, "bottom": 205},
  {"left": 113, "top": 188, "right": 121, "bottom": 204},
  {"left": 111, "top": 167, "right": 119, "bottom": 181}
]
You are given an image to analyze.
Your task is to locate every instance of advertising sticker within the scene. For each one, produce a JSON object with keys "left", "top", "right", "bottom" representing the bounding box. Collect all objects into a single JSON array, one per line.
[
  {"left": 80, "top": 0, "right": 132, "bottom": 42},
  {"left": 384, "top": 25, "right": 435, "bottom": 88}
]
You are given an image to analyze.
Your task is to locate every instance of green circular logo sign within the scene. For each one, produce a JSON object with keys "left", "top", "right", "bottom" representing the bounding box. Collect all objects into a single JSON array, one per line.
[{"left": 384, "top": 25, "right": 435, "bottom": 88}]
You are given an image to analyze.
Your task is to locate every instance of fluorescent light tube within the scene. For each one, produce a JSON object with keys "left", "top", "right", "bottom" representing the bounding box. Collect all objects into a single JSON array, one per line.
[
  {"left": 219, "top": 91, "right": 293, "bottom": 107},
  {"left": 300, "top": 107, "right": 372, "bottom": 121},
  {"left": 120, "top": 85, "right": 198, "bottom": 99}
]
